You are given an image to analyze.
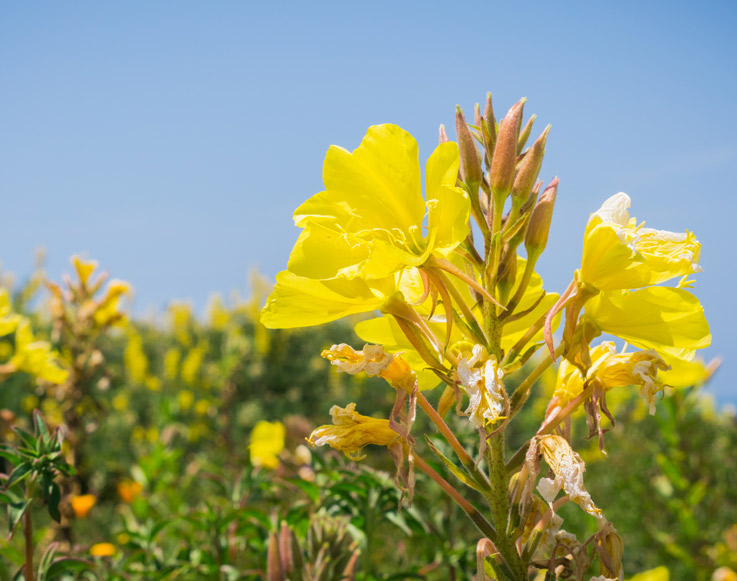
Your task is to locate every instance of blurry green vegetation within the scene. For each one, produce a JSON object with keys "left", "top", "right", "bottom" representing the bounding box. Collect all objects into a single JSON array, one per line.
[{"left": 0, "top": 262, "right": 735, "bottom": 580}]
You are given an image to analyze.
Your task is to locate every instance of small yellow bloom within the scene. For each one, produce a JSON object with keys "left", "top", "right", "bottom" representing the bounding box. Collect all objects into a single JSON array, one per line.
[
  {"left": 117, "top": 480, "right": 143, "bottom": 503},
  {"left": 249, "top": 420, "right": 285, "bottom": 469},
  {"left": 94, "top": 280, "right": 131, "bottom": 327},
  {"left": 10, "top": 320, "right": 68, "bottom": 384},
  {"left": 71, "top": 255, "right": 98, "bottom": 287},
  {"left": 308, "top": 403, "right": 399, "bottom": 460},
  {"left": 71, "top": 494, "right": 97, "bottom": 518},
  {"left": 0, "top": 290, "right": 21, "bottom": 336},
  {"left": 177, "top": 389, "right": 194, "bottom": 411},
  {"left": 89, "top": 542, "right": 115, "bottom": 557},
  {"left": 581, "top": 193, "right": 701, "bottom": 291}
]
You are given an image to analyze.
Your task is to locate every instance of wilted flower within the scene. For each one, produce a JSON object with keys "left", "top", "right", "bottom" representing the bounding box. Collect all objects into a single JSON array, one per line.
[
  {"left": 307, "top": 403, "right": 399, "bottom": 460},
  {"left": 455, "top": 345, "right": 506, "bottom": 428}
]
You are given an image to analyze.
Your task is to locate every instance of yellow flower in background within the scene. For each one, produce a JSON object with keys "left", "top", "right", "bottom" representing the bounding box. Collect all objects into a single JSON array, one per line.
[
  {"left": 163, "top": 348, "right": 181, "bottom": 380},
  {"left": 177, "top": 389, "right": 194, "bottom": 411},
  {"left": 71, "top": 494, "right": 97, "bottom": 518},
  {"left": 581, "top": 193, "right": 701, "bottom": 291},
  {"left": 307, "top": 403, "right": 398, "bottom": 460},
  {"left": 10, "top": 320, "right": 68, "bottom": 384},
  {"left": 169, "top": 302, "right": 193, "bottom": 346},
  {"left": 628, "top": 566, "right": 670, "bottom": 581},
  {"left": 583, "top": 286, "right": 710, "bottom": 361},
  {"left": 89, "top": 542, "right": 115, "bottom": 557},
  {"left": 207, "top": 293, "right": 229, "bottom": 330},
  {"left": 0, "top": 289, "right": 21, "bottom": 336},
  {"left": 124, "top": 330, "right": 148, "bottom": 384},
  {"left": 93, "top": 280, "right": 131, "bottom": 328},
  {"left": 117, "top": 480, "right": 143, "bottom": 503},
  {"left": 288, "top": 124, "right": 469, "bottom": 281},
  {"left": 249, "top": 420, "right": 285, "bottom": 469},
  {"left": 72, "top": 255, "right": 98, "bottom": 288}
]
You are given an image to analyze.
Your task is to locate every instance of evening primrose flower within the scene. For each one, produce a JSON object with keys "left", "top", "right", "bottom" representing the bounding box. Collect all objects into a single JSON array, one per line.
[
  {"left": 10, "top": 320, "right": 68, "bottom": 384},
  {"left": 249, "top": 421, "right": 285, "bottom": 469},
  {"left": 554, "top": 342, "right": 670, "bottom": 414},
  {"left": 287, "top": 124, "right": 470, "bottom": 281},
  {"left": 455, "top": 345, "right": 506, "bottom": 428},
  {"left": 580, "top": 193, "right": 701, "bottom": 291},
  {"left": 0, "top": 289, "right": 20, "bottom": 336},
  {"left": 307, "top": 403, "right": 399, "bottom": 460},
  {"left": 89, "top": 543, "right": 115, "bottom": 557}
]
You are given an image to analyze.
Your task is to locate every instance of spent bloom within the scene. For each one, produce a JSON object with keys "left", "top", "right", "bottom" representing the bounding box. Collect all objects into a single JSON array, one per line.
[
  {"left": 536, "top": 435, "right": 601, "bottom": 520},
  {"left": 307, "top": 403, "right": 399, "bottom": 460},
  {"left": 455, "top": 345, "right": 506, "bottom": 428},
  {"left": 322, "top": 343, "right": 417, "bottom": 390}
]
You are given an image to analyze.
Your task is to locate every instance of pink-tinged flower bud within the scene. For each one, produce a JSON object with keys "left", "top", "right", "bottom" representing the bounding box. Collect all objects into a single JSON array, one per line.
[
  {"left": 474, "top": 102, "right": 482, "bottom": 128},
  {"left": 525, "top": 178, "right": 558, "bottom": 258},
  {"left": 489, "top": 99, "right": 525, "bottom": 202},
  {"left": 438, "top": 124, "right": 449, "bottom": 144},
  {"left": 456, "top": 106, "right": 483, "bottom": 193},
  {"left": 511, "top": 125, "right": 550, "bottom": 206},
  {"left": 517, "top": 114, "right": 537, "bottom": 154},
  {"left": 484, "top": 92, "right": 497, "bottom": 144}
]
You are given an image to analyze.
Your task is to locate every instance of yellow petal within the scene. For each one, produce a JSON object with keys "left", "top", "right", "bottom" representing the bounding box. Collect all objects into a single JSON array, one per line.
[
  {"left": 260, "top": 271, "right": 385, "bottom": 329},
  {"left": 294, "top": 124, "right": 424, "bottom": 236},
  {"left": 287, "top": 222, "right": 369, "bottom": 279},
  {"left": 584, "top": 287, "right": 711, "bottom": 360}
]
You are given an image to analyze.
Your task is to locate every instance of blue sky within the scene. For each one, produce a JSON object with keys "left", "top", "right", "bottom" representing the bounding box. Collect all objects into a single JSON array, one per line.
[{"left": 2, "top": 1, "right": 736, "bottom": 403}]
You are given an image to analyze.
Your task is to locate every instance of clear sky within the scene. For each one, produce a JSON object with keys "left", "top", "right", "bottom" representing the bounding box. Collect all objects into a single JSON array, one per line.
[{"left": 2, "top": 1, "right": 736, "bottom": 403}]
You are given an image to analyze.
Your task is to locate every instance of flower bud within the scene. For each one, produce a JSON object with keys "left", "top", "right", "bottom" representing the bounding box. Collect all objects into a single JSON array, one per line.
[
  {"left": 511, "top": 125, "right": 550, "bottom": 207},
  {"left": 525, "top": 177, "right": 558, "bottom": 259},
  {"left": 438, "top": 123, "right": 449, "bottom": 144},
  {"left": 517, "top": 114, "right": 537, "bottom": 154},
  {"left": 455, "top": 106, "right": 482, "bottom": 194},
  {"left": 489, "top": 99, "right": 525, "bottom": 203}
]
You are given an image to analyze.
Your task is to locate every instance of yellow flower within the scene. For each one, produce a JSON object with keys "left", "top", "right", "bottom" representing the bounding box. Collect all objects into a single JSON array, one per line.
[
  {"left": 307, "top": 403, "right": 399, "bottom": 460},
  {"left": 583, "top": 286, "right": 710, "bottom": 361},
  {"left": 72, "top": 255, "right": 98, "bottom": 288},
  {"left": 0, "top": 289, "right": 21, "bottom": 336},
  {"left": 581, "top": 193, "right": 701, "bottom": 290},
  {"left": 117, "top": 480, "right": 143, "bottom": 503},
  {"left": 10, "top": 320, "right": 68, "bottom": 384},
  {"left": 93, "top": 280, "right": 131, "bottom": 327},
  {"left": 71, "top": 494, "right": 97, "bottom": 518},
  {"left": 455, "top": 345, "right": 506, "bottom": 428},
  {"left": 288, "top": 124, "right": 469, "bottom": 281},
  {"left": 628, "top": 566, "right": 670, "bottom": 581},
  {"left": 249, "top": 420, "right": 285, "bottom": 469},
  {"left": 89, "top": 542, "right": 115, "bottom": 557},
  {"left": 555, "top": 342, "right": 670, "bottom": 415},
  {"left": 124, "top": 330, "right": 148, "bottom": 384}
]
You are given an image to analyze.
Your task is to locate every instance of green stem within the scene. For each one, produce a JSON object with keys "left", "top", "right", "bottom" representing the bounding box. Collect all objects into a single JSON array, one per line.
[
  {"left": 24, "top": 502, "right": 33, "bottom": 581},
  {"left": 413, "top": 454, "right": 497, "bottom": 542},
  {"left": 509, "top": 343, "right": 565, "bottom": 418}
]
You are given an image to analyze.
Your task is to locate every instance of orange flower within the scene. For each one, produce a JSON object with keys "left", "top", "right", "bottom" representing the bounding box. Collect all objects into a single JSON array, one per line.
[
  {"left": 71, "top": 494, "right": 96, "bottom": 518},
  {"left": 89, "top": 542, "right": 115, "bottom": 557},
  {"left": 117, "top": 480, "right": 143, "bottom": 503}
]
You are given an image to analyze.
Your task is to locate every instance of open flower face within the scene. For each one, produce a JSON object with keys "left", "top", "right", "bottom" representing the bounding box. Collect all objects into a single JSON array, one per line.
[
  {"left": 287, "top": 124, "right": 470, "bottom": 281},
  {"left": 581, "top": 193, "right": 702, "bottom": 291}
]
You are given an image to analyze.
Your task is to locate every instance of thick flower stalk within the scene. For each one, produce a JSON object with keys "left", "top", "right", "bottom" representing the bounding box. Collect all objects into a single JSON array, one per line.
[{"left": 260, "top": 92, "right": 711, "bottom": 580}]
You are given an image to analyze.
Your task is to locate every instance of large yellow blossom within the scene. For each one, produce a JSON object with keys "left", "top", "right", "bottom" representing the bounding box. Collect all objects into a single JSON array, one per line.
[
  {"left": 288, "top": 124, "right": 469, "bottom": 281},
  {"left": 580, "top": 193, "right": 701, "bottom": 291}
]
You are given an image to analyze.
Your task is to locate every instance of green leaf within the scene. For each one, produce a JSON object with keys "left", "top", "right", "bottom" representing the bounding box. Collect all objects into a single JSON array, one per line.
[
  {"left": 6, "top": 462, "right": 34, "bottom": 488},
  {"left": 47, "top": 481, "right": 61, "bottom": 523},
  {"left": 8, "top": 499, "right": 31, "bottom": 536},
  {"left": 424, "top": 436, "right": 490, "bottom": 494}
]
